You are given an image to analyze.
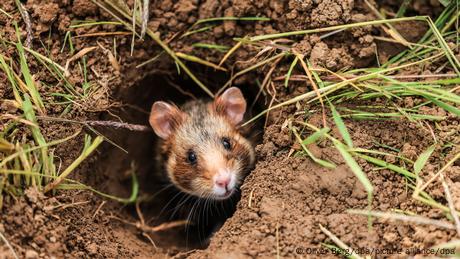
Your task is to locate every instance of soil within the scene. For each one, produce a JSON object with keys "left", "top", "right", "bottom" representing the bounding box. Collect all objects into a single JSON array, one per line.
[{"left": 0, "top": 0, "right": 459, "bottom": 258}]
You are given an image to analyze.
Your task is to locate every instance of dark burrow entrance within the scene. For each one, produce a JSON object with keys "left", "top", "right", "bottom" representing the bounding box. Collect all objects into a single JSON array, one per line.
[{"left": 93, "top": 69, "right": 264, "bottom": 251}]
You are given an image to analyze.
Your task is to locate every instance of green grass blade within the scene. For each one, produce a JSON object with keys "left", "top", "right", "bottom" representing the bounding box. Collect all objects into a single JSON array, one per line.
[
  {"left": 414, "top": 144, "right": 436, "bottom": 176},
  {"left": 44, "top": 135, "right": 104, "bottom": 192},
  {"left": 285, "top": 56, "right": 298, "bottom": 88},
  {"left": 192, "top": 43, "right": 230, "bottom": 51},
  {"left": 192, "top": 16, "right": 270, "bottom": 27},
  {"left": 58, "top": 169, "right": 138, "bottom": 204},
  {"left": 15, "top": 24, "right": 46, "bottom": 115},
  {"left": 302, "top": 127, "right": 330, "bottom": 146},
  {"left": 291, "top": 125, "right": 336, "bottom": 168},
  {"left": 330, "top": 102, "right": 353, "bottom": 148},
  {"left": 22, "top": 94, "right": 50, "bottom": 181},
  {"left": 355, "top": 153, "right": 416, "bottom": 178},
  {"left": 424, "top": 96, "right": 460, "bottom": 116},
  {"left": 395, "top": 0, "right": 412, "bottom": 18},
  {"left": 334, "top": 142, "right": 373, "bottom": 200},
  {"left": 0, "top": 54, "right": 22, "bottom": 106}
]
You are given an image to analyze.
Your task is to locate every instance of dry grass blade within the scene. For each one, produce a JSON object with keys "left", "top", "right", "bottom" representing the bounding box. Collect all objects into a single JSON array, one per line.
[
  {"left": 0, "top": 231, "right": 18, "bottom": 259},
  {"left": 97, "top": 42, "right": 120, "bottom": 72},
  {"left": 364, "top": 0, "right": 411, "bottom": 47},
  {"left": 141, "top": 0, "right": 149, "bottom": 38},
  {"left": 348, "top": 209, "right": 457, "bottom": 230},
  {"left": 74, "top": 31, "right": 132, "bottom": 38},
  {"left": 416, "top": 152, "right": 460, "bottom": 195},
  {"left": 219, "top": 52, "right": 285, "bottom": 94},
  {"left": 244, "top": 52, "right": 443, "bottom": 127},
  {"left": 0, "top": 7, "right": 13, "bottom": 18},
  {"left": 0, "top": 130, "right": 81, "bottom": 168},
  {"left": 92, "top": 0, "right": 214, "bottom": 97},
  {"left": 292, "top": 50, "right": 326, "bottom": 127},
  {"left": 250, "top": 17, "right": 427, "bottom": 41},
  {"left": 440, "top": 174, "right": 460, "bottom": 237},
  {"left": 319, "top": 224, "right": 363, "bottom": 259},
  {"left": 64, "top": 46, "right": 98, "bottom": 76},
  {"left": 176, "top": 52, "right": 227, "bottom": 71},
  {"left": 218, "top": 39, "right": 244, "bottom": 66}
]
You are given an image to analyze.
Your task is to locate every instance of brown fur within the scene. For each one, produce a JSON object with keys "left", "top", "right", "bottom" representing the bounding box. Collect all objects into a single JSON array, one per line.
[{"left": 154, "top": 97, "right": 255, "bottom": 199}]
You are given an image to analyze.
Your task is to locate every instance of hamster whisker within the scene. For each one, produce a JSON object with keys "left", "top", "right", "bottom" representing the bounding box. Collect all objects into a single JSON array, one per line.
[
  {"left": 158, "top": 191, "right": 186, "bottom": 219},
  {"left": 185, "top": 191, "right": 205, "bottom": 247},
  {"left": 149, "top": 183, "right": 175, "bottom": 200},
  {"left": 170, "top": 193, "right": 194, "bottom": 220}
]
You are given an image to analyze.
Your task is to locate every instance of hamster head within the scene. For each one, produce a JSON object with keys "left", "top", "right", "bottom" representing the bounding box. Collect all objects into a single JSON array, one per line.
[{"left": 149, "top": 87, "right": 255, "bottom": 200}]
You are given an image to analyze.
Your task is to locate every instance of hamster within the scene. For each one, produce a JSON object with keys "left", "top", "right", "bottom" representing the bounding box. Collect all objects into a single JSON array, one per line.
[{"left": 149, "top": 87, "right": 256, "bottom": 201}]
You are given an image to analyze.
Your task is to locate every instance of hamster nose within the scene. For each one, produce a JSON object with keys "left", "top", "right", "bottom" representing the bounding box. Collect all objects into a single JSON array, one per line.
[{"left": 215, "top": 176, "right": 230, "bottom": 189}]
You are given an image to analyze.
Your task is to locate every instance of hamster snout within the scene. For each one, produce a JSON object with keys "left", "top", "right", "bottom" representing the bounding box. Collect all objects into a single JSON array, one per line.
[
  {"left": 213, "top": 168, "right": 236, "bottom": 197},
  {"left": 149, "top": 87, "right": 255, "bottom": 200}
]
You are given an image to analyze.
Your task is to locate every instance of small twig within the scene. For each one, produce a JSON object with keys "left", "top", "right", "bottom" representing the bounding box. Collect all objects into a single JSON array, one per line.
[
  {"left": 51, "top": 200, "right": 91, "bottom": 211},
  {"left": 251, "top": 54, "right": 283, "bottom": 111},
  {"left": 142, "top": 233, "right": 158, "bottom": 249},
  {"left": 85, "top": 120, "right": 151, "bottom": 131},
  {"left": 109, "top": 215, "right": 189, "bottom": 233},
  {"left": 248, "top": 187, "right": 255, "bottom": 208},
  {"left": 16, "top": 1, "right": 33, "bottom": 48},
  {"left": 319, "top": 28, "right": 346, "bottom": 39},
  {"left": 135, "top": 201, "right": 146, "bottom": 225},
  {"left": 319, "top": 224, "right": 363, "bottom": 259},
  {"left": 349, "top": 209, "right": 457, "bottom": 230},
  {"left": 141, "top": 0, "right": 149, "bottom": 38},
  {"left": 264, "top": 82, "right": 277, "bottom": 128},
  {"left": 0, "top": 231, "right": 19, "bottom": 259},
  {"left": 440, "top": 174, "right": 460, "bottom": 237},
  {"left": 418, "top": 152, "right": 460, "bottom": 194},
  {"left": 92, "top": 201, "right": 106, "bottom": 219},
  {"left": 36, "top": 116, "right": 152, "bottom": 132},
  {"left": 424, "top": 121, "right": 437, "bottom": 143}
]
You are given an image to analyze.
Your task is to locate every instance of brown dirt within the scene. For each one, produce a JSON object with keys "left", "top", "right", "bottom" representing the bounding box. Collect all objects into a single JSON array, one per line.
[
  {"left": 0, "top": 0, "right": 459, "bottom": 258},
  {"left": 189, "top": 110, "right": 460, "bottom": 258}
]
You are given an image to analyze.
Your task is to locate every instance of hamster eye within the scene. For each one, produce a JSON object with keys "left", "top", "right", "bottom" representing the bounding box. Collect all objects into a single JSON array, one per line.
[
  {"left": 222, "top": 137, "right": 231, "bottom": 150},
  {"left": 186, "top": 150, "right": 197, "bottom": 165}
]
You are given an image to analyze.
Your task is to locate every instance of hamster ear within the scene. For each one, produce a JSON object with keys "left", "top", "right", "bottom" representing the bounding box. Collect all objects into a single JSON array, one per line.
[
  {"left": 214, "top": 87, "right": 247, "bottom": 125},
  {"left": 149, "top": 102, "right": 183, "bottom": 139}
]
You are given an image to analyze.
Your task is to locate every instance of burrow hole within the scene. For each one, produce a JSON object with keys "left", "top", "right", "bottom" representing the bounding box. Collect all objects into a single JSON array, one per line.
[{"left": 94, "top": 69, "right": 265, "bottom": 250}]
